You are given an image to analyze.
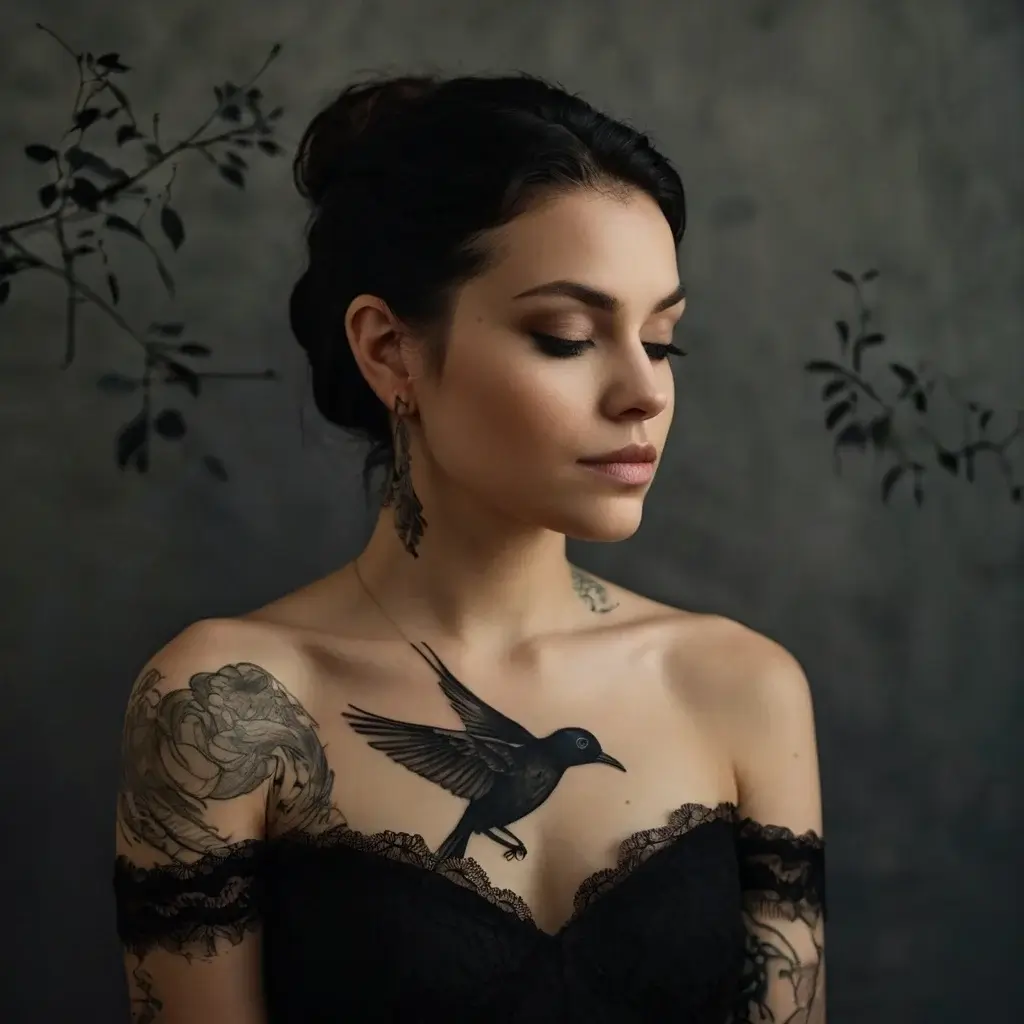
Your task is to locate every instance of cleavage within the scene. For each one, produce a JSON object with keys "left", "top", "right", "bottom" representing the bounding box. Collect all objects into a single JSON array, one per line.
[{"left": 274, "top": 799, "right": 738, "bottom": 937}]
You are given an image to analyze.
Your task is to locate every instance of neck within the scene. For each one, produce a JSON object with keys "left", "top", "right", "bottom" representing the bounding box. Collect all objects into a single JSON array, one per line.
[{"left": 353, "top": 488, "right": 583, "bottom": 651}]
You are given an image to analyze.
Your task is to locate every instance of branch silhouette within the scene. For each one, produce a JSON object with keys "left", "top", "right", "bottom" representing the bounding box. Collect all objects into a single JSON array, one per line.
[
  {"left": 805, "top": 268, "right": 1022, "bottom": 507},
  {"left": 0, "top": 24, "right": 285, "bottom": 481}
]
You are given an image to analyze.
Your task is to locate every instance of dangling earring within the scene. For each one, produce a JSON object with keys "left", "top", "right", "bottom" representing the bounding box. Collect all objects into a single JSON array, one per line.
[{"left": 383, "top": 394, "right": 427, "bottom": 558}]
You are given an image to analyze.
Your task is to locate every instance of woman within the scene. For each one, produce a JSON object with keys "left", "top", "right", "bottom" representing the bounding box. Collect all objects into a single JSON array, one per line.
[{"left": 113, "top": 71, "right": 825, "bottom": 1023}]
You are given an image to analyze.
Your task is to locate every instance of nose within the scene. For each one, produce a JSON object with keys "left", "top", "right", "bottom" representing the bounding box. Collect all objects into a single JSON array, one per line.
[{"left": 599, "top": 343, "right": 672, "bottom": 422}]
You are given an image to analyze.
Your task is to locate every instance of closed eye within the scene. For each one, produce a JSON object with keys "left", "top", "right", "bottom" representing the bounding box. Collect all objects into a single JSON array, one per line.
[{"left": 529, "top": 332, "right": 686, "bottom": 361}]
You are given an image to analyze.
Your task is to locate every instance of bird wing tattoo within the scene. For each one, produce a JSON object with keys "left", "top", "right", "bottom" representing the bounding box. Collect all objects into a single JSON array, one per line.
[
  {"left": 410, "top": 642, "right": 535, "bottom": 746},
  {"left": 342, "top": 706, "right": 519, "bottom": 800}
]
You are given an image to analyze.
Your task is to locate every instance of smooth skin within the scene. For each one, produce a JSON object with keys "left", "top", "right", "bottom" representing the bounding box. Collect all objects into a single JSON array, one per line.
[{"left": 114, "top": 188, "right": 824, "bottom": 1023}]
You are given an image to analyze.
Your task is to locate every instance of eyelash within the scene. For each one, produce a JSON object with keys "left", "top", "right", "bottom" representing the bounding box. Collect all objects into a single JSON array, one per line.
[{"left": 529, "top": 332, "right": 686, "bottom": 362}]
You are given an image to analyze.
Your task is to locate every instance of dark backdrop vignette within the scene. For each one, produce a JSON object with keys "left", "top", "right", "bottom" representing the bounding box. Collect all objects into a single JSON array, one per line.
[{"left": 0, "top": 1, "right": 1020, "bottom": 1022}]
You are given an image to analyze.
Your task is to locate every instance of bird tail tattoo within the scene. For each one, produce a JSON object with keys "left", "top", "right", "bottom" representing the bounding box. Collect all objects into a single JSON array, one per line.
[{"left": 436, "top": 807, "right": 474, "bottom": 861}]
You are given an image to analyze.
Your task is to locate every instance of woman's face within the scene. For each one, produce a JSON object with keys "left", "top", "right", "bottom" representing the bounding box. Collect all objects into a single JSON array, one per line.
[{"left": 414, "top": 187, "right": 685, "bottom": 543}]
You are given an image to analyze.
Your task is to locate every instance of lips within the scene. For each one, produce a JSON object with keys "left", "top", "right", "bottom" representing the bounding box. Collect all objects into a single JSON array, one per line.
[{"left": 579, "top": 442, "right": 657, "bottom": 465}]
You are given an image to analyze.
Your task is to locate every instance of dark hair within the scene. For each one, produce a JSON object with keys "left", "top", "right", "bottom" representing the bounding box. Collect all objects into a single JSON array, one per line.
[{"left": 289, "top": 71, "right": 686, "bottom": 498}]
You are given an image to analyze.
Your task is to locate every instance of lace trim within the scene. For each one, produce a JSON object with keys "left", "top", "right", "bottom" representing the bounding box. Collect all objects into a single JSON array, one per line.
[
  {"left": 275, "top": 799, "right": 739, "bottom": 928},
  {"left": 113, "top": 802, "right": 827, "bottom": 954},
  {"left": 113, "top": 839, "right": 265, "bottom": 957},
  {"left": 572, "top": 800, "right": 737, "bottom": 914},
  {"left": 279, "top": 824, "right": 536, "bottom": 921},
  {"left": 734, "top": 816, "right": 826, "bottom": 922}
]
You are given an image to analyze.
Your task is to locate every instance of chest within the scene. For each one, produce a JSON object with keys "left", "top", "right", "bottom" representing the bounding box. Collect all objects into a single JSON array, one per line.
[
  {"left": 285, "top": 634, "right": 736, "bottom": 933},
  {"left": 261, "top": 808, "right": 746, "bottom": 1022}
]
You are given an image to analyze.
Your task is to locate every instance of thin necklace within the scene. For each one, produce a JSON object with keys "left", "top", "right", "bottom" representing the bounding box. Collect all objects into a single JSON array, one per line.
[{"left": 352, "top": 556, "right": 417, "bottom": 647}]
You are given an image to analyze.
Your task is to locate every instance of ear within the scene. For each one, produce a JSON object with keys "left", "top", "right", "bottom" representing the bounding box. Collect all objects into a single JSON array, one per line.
[{"left": 345, "top": 294, "right": 424, "bottom": 410}]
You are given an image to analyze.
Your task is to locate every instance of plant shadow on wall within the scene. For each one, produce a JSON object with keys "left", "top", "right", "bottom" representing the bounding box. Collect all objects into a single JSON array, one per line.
[
  {"left": 805, "top": 268, "right": 1023, "bottom": 507},
  {"left": 0, "top": 24, "right": 286, "bottom": 481}
]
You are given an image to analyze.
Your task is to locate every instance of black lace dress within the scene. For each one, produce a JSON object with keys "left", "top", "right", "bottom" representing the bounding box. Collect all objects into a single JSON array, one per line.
[{"left": 114, "top": 801, "right": 825, "bottom": 1022}]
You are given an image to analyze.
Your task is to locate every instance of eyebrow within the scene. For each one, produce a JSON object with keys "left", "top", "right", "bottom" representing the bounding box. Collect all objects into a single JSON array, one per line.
[{"left": 512, "top": 279, "right": 687, "bottom": 315}]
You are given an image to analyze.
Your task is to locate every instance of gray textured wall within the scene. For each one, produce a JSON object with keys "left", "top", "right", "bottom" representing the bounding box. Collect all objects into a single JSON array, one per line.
[{"left": 1, "top": 1, "right": 1021, "bottom": 1021}]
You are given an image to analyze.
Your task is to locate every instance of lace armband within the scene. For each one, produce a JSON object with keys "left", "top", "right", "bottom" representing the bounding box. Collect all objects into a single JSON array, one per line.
[
  {"left": 113, "top": 840, "right": 267, "bottom": 959},
  {"left": 733, "top": 817, "right": 825, "bottom": 922},
  {"left": 731, "top": 818, "right": 826, "bottom": 1023}
]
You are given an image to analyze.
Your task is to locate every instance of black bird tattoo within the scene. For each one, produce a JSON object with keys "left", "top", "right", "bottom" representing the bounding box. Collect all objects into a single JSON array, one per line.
[{"left": 342, "top": 642, "right": 626, "bottom": 862}]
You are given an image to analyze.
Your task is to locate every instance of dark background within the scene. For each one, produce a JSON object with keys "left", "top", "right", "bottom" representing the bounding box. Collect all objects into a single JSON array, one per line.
[{"left": 1, "top": 2, "right": 1021, "bottom": 1021}]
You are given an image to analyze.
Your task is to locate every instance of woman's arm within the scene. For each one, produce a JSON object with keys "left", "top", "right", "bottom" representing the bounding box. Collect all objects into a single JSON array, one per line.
[
  {"left": 727, "top": 639, "right": 826, "bottom": 1024},
  {"left": 113, "top": 619, "right": 331, "bottom": 1023}
]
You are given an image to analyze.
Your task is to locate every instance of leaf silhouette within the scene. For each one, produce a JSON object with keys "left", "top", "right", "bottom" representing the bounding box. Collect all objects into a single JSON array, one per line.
[
  {"left": 826, "top": 401, "right": 851, "bottom": 429},
  {"left": 834, "top": 422, "right": 867, "bottom": 450},
  {"left": 203, "top": 455, "right": 229, "bottom": 482},
  {"left": 861, "top": 269, "right": 879, "bottom": 281},
  {"left": 148, "top": 322, "right": 185, "bottom": 336},
  {"left": 65, "top": 146, "right": 128, "bottom": 182},
  {"left": 68, "top": 177, "right": 102, "bottom": 210},
  {"left": 868, "top": 416, "right": 891, "bottom": 448},
  {"left": 96, "top": 52, "right": 130, "bottom": 72},
  {"left": 218, "top": 164, "right": 245, "bottom": 188},
  {"left": 805, "top": 359, "right": 846, "bottom": 375},
  {"left": 97, "top": 372, "right": 139, "bottom": 393},
  {"left": 852, "top": 332, "right": 885, "bottom": 371},
  {"left": 38, "top": 183, "right": 58, "bottom": 208},
  {"left": 162, "top": 359, "right": 200, "bottom": 396},
  {"left": 889, "top": 363, "right": 917, "bottom": 397},
  {"left": 107, "top": 272, "right": 120, "bottom": 305},
  {"left": 936, "top": 449, "right": 958, "bottom": 475},
  {"left": 822, "top": 379, "right": 846, "bottom": 400},
  {"left": 154, "top": 409, "right": 186, "bottom": 439},
  {"left": 116, "top": 124, "right": 143, "bottom": 146},
  {"left": 880, "top": 465, "right": 903, "bottom": 503},
  {"left": 74, "top": 107, "right": 102, "bottom": 130},
  {"left": 105, "top": 213, "right": 143, "bottom": 239},
  {"left": 160, "top": 206, "right": 185, "bottom": 250},
  {"left": 25, "top": 143, "right": 57, "bottom": 163},
  {"left": 832, "top": 269, "right": 855, "bottom": 284}
]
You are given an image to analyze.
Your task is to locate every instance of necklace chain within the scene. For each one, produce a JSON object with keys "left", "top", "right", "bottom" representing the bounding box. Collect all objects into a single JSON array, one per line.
[{"left": 352, "top": 556, "right": 417, "bottom": 646}]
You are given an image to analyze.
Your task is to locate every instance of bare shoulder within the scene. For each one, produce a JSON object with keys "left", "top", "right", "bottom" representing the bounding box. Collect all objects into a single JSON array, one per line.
[
  {"left": 133, "top": 614, "right": 331, "bottom": 734},
  {"left": 139, "top": 615, "right": 314, "bottom": 701},
  {"left": 117, "top": 616, "right": 337, "bottom": 864},
  {"left": 577, "top": 561, "right": 806, "bottom": 688},
  {"left": 666, "top": 611, "right": 813, "bottom": 726},
  {"left": 669, "top": 612, "right": 807, "bottom": 688},
  {"left": 640, "top": 604, "right": 820, "bottom": 828},
  {"left": 581, "top": 568, "right": 811, "bottom": 713}
]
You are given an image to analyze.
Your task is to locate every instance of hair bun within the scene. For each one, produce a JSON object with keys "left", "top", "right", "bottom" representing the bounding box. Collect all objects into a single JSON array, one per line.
[{"left": 294, "top": 75, "right": 437, "bottom": 205}]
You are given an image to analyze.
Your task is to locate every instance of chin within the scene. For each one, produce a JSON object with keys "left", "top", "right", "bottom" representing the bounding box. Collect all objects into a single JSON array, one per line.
[{"left": 548, "top": 501, "right": 646, "bottom": 543}]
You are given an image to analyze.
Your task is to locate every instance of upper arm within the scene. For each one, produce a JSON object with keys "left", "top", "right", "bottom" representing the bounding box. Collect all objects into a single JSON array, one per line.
[
  {"left": 725, "top": 631, "right": 827, "bottom": 1024},
  {"left": 113, "top": 619, "right": 327, "bottom": 1024}
]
